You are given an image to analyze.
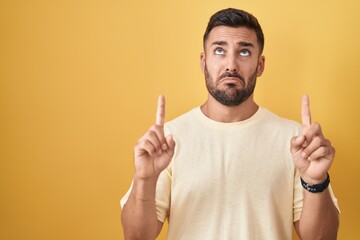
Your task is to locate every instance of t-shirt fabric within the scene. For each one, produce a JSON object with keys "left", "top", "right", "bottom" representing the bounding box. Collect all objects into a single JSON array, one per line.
[{"left": 121, "top": 107, "right": 339, "bottom": 240}]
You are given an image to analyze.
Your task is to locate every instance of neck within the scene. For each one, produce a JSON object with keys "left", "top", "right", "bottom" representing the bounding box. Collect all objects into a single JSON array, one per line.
[{"left": 200, "top": 94, "right": 259, "bottom": 123}]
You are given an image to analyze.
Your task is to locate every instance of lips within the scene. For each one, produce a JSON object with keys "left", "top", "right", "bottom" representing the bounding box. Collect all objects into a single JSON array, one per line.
[
  {"left": 219, "top": 77, "right": 244, "bottom": 86},
  {"left": 221, "top": 77, "right": 241, "bottom": 82}
]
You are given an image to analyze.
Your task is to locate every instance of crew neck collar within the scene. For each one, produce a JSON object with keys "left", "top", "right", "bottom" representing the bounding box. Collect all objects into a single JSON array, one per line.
[{"left": 193, "top": 106, "right": 265, "bottom": 130}]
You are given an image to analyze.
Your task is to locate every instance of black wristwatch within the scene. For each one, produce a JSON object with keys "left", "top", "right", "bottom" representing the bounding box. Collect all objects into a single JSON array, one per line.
[{"left": 300, "top": 173, "right": 330, "bottom": 193}]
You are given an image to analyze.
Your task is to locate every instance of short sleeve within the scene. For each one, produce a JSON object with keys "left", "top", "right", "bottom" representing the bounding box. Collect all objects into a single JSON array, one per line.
[
  {"left": 293, "top": 169, "right": 304, "bottom": 222},
  {"left": 154, "top": 165, "right": 172, "bottom": 222}
]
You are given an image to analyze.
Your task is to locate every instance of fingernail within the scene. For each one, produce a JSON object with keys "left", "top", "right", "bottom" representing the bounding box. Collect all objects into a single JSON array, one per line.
[
  {"left": 302, "top": 152, "right": 307, "bottom": 158},
  {"left": 158, "top": 149, "right": 163, "bottom": 155}
]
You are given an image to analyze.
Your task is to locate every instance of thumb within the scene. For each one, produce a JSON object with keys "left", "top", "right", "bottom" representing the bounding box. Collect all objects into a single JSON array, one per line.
[
  {"left": 165, "top": 135, "right": 176, "bottom": 156},
  {"left": 290, "top": 135, "right": 305, "bottom": 154}
]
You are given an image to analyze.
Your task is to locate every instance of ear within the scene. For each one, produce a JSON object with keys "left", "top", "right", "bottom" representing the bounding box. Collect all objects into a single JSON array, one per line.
[
  {"left": 200, "top": 52, "right": 206, "bottom": 73},
  {"left": 256, "top": 55, "right": 265, "bottom": 77}
]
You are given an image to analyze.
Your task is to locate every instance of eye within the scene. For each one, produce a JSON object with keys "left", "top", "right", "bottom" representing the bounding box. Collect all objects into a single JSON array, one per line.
[
  {"left": 214, "top": 48, "right": 225, "bottom": 55},
  {"left": 240, "top": 49, "right": 250, "bottom": 57}
]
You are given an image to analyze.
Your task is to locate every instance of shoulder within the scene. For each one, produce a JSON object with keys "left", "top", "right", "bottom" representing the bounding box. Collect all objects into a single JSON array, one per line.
[
  {"left": 259, "top": 107, "right": 301, "bottom": 134},
  {"left": 167, "top": 107, "right": 198, "bottom": 124},
  {"left": 163, "top": 107, "right": 204, "bottom": 137},
  {"left": 164, "top": 107, "right": 199, "bottom": 128}
]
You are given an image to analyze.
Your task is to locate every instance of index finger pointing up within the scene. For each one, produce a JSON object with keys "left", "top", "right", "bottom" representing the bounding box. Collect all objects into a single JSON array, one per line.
[
  {"left": 156, "top": 95, "right": 165, "bottom": 126},
  {"left": 301, "top": 94, "right": 311, "bottom": 131}
]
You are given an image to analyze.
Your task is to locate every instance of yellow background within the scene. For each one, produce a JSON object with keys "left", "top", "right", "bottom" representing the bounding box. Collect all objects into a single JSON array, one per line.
[{"left": 0, "top": 0, "right": 359, "bottom": 239}]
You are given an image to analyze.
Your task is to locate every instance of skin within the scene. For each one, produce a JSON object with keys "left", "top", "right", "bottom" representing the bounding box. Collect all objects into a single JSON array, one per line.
[
  {"left": 200, "top": 26, "right": 265, "bottom": 123},
  {"left": 292, "top": 95, "right": 339, "bottom": 239},
  {"left": 121, "top": 95, "right": 173, "bottom": 240},
  {"left": 121, "top": 26, "right": 339, "bottom": 239}
]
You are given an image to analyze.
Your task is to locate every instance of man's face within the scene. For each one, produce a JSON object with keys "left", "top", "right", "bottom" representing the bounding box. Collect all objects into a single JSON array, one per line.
[{"left": 201, "top": 26, "right": 265, "bottom": 106}]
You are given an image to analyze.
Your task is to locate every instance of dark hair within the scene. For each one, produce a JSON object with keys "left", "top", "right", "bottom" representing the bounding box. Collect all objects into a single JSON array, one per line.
[{"left": 203, "top": 8, "right": 264, "bottom": 54}]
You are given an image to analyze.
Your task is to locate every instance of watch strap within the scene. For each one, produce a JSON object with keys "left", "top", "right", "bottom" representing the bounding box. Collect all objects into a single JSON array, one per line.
[{"left": 300, "top": 173, "right": 330, "bottom": 193}]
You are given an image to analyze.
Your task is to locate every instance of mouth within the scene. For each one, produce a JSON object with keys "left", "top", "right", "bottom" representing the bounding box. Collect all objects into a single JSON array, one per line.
[{"left": 219, "top": 77, "right": 243, "bottom": 85}]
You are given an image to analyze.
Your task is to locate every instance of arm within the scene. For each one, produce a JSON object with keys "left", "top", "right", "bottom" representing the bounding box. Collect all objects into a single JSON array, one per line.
[
  {"left": 121, "top": 96, "right": 175, "bottom": 240},
  {"left": 121, "top": 178, "right": 164, "bottom": 240},
  {"left": 294, "top": 188, "right": 339, "bottom": 239},
  {"left": 291, "top": 95, "right": 339, "bottom": 239}
]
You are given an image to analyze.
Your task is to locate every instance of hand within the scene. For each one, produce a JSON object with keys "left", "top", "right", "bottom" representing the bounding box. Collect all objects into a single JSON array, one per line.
[
  {"left": 290, "top": 95, "right": 335, "bottom": 184},
  {"left": 134, "top": 96, "right": 175, "bottom": 180}
]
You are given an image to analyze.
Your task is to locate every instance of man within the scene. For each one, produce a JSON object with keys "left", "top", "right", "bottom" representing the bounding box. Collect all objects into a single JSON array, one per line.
[{"left": 121, "top": 8, "right": 339, "bottom": 239}]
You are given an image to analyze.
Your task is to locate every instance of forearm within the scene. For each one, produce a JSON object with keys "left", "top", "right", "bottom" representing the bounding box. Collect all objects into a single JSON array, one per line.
[
  {"left": 121, "top": 178, "right": 162, "bottom": 240},
  {"left": 295, "top": 188, "right": 339, "bottom": 239}
]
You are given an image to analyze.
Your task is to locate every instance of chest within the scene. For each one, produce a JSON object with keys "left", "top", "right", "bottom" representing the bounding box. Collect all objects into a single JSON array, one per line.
[{"left": 171, "top": 128, "right": 295, "bottom": 199}]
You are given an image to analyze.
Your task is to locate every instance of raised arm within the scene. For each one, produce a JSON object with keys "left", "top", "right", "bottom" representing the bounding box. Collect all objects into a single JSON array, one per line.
[
  {"left": 121, "top": 96, "right": 175, "bottom": 240},
  {"left": 291, "top": 95, "right": 339, "bottom": 239}
]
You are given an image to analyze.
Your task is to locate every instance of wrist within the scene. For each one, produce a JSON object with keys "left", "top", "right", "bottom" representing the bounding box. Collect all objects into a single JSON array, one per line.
[
  {"left": 300, "top": 173, "right": 330, "bottom": 193},
  {"left": 300, "top": 173, "right": 328, "bottom": 185},
  {"left": 134, "top": 173, "right": 159, "bottom": 185},
  {"left": 134, "top": 168, "right": 161, "bottom": 182},
  {"left": 132, "top": 177, "right": 158, "bottom": 201}
]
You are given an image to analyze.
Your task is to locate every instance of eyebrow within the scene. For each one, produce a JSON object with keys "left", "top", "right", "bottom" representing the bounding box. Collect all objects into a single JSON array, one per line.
[
  {"left": 239, "top": 42, "right": 255, "bottom": 47},
  {"left": 211, "top": 41, "right": 255, "bottom": 48}
]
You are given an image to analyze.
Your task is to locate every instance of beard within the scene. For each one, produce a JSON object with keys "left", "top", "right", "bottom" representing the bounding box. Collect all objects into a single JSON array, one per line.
[{"left": 204, "top": 65, "right": 258, "bottom": 106}]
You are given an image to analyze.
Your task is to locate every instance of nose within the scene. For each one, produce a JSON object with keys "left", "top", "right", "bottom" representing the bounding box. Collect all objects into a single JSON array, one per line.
[
  {"left": 226, "top": 66, "right": 237, "bottom": 72},
  {"left": 225, "top": 55, "right": 238, "bottom": 72}
]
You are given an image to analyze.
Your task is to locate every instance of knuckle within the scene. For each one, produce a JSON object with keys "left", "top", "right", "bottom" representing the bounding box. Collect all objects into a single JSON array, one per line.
[
  {"left": 314, "top": 136, "right": 321, "bottom": 144},
  {"left": 310, "top": 122, "right": 321, "bottom": 132},
  {"left": 302, "top": 149, "right": 308, "bottom": 156},
  {"left": 313, "top": 122, "right": 320, "bottom": 129},
  {"left": 148, "top": 125, "right": 156, "bottom": 133},
  {"left": 138, "top": 139, "right": 146, "bottom": 146},
  {"left": 148, "top": 129, "right": 155, "bottom": 137},
  {"left": 144, "top": 140, "right": 155, "bottom": 152},
  {"left": 135, "top": 137, "right": 145, "bottom": 148},
  {"left": 149, "top": 125, "right": 164, "bottom": 136},
  {"left": 320, "top": 147, "right": 327, "bottom": 155},
  {"left": 149, "top": 125, "right": 158, "bottom": 131},
  {"left": 146, "top": 129, "right": 157, "bottom": 140}
]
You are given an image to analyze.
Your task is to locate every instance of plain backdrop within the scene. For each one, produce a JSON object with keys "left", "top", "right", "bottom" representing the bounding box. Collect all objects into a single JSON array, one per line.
[{"left": 1, "top": 0, "right": 359, "bottom": 239}]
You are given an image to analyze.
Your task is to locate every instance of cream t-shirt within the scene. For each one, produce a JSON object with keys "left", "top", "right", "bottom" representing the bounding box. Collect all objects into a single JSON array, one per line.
[{"left": 121, "top": 107, "right": 339, "bottom": 239}]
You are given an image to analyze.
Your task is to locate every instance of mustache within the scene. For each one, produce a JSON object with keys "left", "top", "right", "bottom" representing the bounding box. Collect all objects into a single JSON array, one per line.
[{"left": 218, "top": 72, "right": 245, "bottom": 84}]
